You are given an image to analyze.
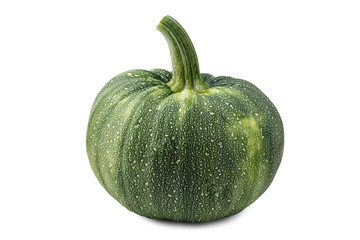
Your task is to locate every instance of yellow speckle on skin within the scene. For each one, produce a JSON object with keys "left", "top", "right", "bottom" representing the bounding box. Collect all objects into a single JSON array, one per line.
[
  {"left": 172, "top": 89, "right": 196, "bottom": 119},
  {"left": 242, "top": 116, "right": 261, "bottom": 158},
  {"left": 229, "top": 115, "right": 261, "bottom": 161},
  {"left": 199, "top": 86, "right": 224, "bottom": 96}
]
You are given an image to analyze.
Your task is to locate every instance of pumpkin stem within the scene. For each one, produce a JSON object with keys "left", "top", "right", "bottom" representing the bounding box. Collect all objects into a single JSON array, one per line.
[{"left": 157, "top": 15, "right": 208, "bottom": 93}]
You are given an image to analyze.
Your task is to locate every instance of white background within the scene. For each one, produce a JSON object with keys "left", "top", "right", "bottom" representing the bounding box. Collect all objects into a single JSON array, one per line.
[{"left": 1, "top": 0, "right": 359, "bottom": 239}]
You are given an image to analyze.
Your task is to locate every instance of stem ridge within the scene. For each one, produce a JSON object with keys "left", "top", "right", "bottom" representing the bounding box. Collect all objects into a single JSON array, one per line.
[{"left": 157, "top": 15, "right": 208, "bottom": 93}]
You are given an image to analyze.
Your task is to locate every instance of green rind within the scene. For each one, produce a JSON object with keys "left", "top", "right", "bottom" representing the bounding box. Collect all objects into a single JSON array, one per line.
[{"left": 86, "top": 69, "right": 284, "bottom": 222}]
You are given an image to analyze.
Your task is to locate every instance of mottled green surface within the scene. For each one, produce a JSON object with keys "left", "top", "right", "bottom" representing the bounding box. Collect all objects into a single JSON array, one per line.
[{"left": 86, "top": 69, "right": 284, "bottom": 222}]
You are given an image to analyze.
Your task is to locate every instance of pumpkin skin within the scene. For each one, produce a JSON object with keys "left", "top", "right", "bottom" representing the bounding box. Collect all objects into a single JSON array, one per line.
[{"left": 86, "top": 16, "right": 284, "bottom": 223}]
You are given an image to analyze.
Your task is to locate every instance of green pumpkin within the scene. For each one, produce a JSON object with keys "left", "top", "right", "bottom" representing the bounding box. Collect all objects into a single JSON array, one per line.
[{"left": 86, "top": 15, "right": 284, "bottom": 223}]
